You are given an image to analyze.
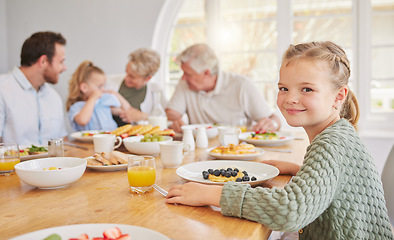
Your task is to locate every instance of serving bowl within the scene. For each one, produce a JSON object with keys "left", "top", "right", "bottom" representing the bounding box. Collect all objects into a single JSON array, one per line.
[
  {"left": 181, "top": 124, "right": 218, "bottom": 139},
  {"left": 123, "top": 135, "right": 173, "bottom": 155},
  {"left": 14, "top": 157, "right": 87, "bottom": 189}
]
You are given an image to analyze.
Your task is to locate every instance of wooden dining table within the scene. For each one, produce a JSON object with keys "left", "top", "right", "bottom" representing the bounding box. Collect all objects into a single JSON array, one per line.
[{"left": 0, "top": 131, "right": 309, "bottom": 240}]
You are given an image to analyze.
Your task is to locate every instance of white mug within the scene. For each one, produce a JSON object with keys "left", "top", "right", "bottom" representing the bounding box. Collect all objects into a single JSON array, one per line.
[
  {"left": 93, "top": 134, "right": 122, "bottom": 153},
  {"left": 159, "top": 141, "right": 189, "bottom": 168},
  {"left": 218, "top": 126, "right": 241, "bottom": 146}
]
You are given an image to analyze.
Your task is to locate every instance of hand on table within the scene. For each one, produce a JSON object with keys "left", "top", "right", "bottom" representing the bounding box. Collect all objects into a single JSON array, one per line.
[
  {"left": 169, "top": 118, "right": 186, "bottom": 133},
  {"left": 166, "top": 182, "right": 222, "bottom": 207},
  {"left": 252, "top": 117, "right": 279, "bottom": 132}
]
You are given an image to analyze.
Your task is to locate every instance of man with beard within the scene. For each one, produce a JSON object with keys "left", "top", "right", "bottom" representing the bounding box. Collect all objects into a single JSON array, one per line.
[{"left": 0, "top": 31, "right": 67, "bottom": 145}]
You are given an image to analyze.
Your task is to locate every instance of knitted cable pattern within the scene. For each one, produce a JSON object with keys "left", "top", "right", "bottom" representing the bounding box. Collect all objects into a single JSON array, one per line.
[{"left": 220, "top": 119, "right": 394, "bottom": 240}]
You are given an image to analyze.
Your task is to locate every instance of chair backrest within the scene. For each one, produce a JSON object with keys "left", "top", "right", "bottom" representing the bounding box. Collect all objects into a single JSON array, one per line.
[
  {"left": 382, "top": 144, "right": 394, "bottom": 225},
  {"left": 105, "top": 74, "right": 124, "bottom": 92}
]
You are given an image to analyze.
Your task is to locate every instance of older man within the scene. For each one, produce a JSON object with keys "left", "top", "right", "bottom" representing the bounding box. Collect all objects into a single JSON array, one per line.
[
  {"left": 166, "top": 43, "right": 281, "bottom": 133},
  {"left": 0, "top": 31, "right": 67, "bottom": 145}
]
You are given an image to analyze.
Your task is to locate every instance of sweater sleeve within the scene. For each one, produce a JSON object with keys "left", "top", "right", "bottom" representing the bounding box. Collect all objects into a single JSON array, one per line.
[{"left": 220, "top": 136, "right": 343, "bottom": 232}]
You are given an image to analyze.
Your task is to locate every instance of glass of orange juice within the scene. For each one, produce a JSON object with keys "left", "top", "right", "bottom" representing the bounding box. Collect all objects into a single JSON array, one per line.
[
  {"left": 128, "top": 155, "right": 156, "bottom": 194},
  {"left": 0, "top": 143, "right": 20, "bottom": 176}
]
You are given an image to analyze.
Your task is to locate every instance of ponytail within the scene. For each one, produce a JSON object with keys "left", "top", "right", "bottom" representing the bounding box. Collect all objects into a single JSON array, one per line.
[{"left": 340, "top": 89, "right": 360, "bottom": 130}]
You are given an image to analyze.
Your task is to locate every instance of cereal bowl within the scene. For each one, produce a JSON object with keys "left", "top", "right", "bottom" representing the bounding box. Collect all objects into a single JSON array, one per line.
[
  {"left": 181, "top": 124, "right": 218, "bottom": 139},
  {"left": 15, "top": 157, "right": 87, "bottom": 189},
  {"left": 123, "top": 135, "right": 173, "bottom": 155}
]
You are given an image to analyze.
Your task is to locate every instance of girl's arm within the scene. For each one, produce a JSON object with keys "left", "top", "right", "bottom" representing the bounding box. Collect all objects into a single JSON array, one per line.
[
  {"left": 166, "top": 182, "right": 223, "bottom": 207},
  {"left": 73, "top": 90, "right": 101, "bottom": 126},
  {"left": 260, "top": 160, "right": 301, "bottom": 175}
]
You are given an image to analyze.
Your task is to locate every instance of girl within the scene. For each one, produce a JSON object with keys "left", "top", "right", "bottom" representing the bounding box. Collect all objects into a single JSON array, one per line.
[
  {"left": 66, "top": 61, "right": 130, "bottom": 131},
  {"left": 166, "top": 42, "right": 394, "bottom": 239}
]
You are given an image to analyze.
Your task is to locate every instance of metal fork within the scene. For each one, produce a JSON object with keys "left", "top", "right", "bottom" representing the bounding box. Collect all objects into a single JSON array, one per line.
[{"left": 153, "top": 184, "right": 168, "bottom": 197}]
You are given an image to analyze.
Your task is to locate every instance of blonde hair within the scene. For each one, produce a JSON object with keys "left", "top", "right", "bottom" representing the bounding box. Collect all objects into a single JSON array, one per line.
[
  {"left": 66, "top": 60, "right": 104, "bottom": 111},
  {"left": 128, "top": 48, "right": 160, "bottom": 78},
  {"left": 282, "top": 41, "right": 360, "bottom": 129},
  {"left": 176, "top": 43, "right": 219, "bottom": 75}
]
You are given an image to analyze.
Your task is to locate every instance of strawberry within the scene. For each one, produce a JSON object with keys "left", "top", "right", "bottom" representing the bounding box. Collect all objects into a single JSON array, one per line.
[
  {"left": 120, "top": 133, "right": 129, "bottom": 139},
  {"left": 76, "top": 233, "right": 89, "bottom": 240},
  {"left": 103, "top": 227, "right": 122, "bottom": 239},
  {"left": 116, "top": 234, "right": 131, "bottom": 240}
]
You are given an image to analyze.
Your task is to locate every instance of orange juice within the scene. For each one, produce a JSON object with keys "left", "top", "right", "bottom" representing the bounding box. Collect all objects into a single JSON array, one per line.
[
  {"left": 0, "top": 158, "right": 20, "bottom": 171},
  {"left": 128, "top": 166, "right": 156, "bottom": 187},
  {"left": 238, "top": 126, "right": 247, "bottom": 133}
]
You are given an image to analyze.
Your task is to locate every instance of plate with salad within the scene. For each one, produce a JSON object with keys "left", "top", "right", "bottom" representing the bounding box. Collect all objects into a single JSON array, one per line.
[
  {"left": 69, "top": 130, "right": 111, "bottom": 142},
  {"left": 239, "top": 131, "right": 295, "bottom": 147},
  {"left": 19, "top": 145, "right": 49, "bottom": 161}
]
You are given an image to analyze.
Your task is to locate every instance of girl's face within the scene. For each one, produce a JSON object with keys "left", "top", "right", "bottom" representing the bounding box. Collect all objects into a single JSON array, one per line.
[
  {"left": 124, "top": 62, "right": 150, "bottom": 89},
  {"left": 81, "top": 72, "right": 106, "bottom": 98},
  {"left": 277, "top": 59, "right": 346, "bottom": 136}
]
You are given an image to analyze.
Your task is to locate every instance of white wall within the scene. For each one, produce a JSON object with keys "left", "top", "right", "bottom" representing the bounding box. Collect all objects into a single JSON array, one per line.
[{"left": 1, "top": 0, "right": 164, "bottom": 102}]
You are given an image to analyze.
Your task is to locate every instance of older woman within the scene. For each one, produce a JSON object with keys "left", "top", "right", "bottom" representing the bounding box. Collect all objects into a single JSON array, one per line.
[{"left": 108, "top": 48, "right": 167, "bottom": 126}]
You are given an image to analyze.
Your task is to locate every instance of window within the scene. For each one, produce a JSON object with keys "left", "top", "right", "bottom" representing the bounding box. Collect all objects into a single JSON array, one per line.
[
  {"left": 159, "top": 0, "right": 394, "bottom": 133},
  {"left": 370, "top": 0, "right": 394, "bottom": 114}
]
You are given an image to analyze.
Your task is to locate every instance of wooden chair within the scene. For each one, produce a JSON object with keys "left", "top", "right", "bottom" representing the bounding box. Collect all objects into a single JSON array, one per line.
[{"left": 382, "top": 144, "right": 394, "bottom": 231}]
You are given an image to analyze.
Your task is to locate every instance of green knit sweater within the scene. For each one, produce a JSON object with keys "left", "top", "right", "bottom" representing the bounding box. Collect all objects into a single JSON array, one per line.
[{"left": 220, "top": 119, "right": 393, "bottom": 239}]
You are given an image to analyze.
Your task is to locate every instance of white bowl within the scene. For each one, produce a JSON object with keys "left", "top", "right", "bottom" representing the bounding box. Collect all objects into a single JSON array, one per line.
[
  {"left": 181, "top": 124, "right": 218, "bottom": 139},
  {"left": 15, "top": 157, "right": 87, "bottom": 189},
  {"left": 123, "top": 135, "right": 173, "bottom": 155}
]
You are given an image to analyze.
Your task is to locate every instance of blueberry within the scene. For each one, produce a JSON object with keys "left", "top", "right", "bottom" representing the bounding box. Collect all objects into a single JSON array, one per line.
[
  {"left": 242, "top": 175, "right": 250, "bottom": 181},
  {"left": 236, "top": 178, "right": 243, "bottom": 182},
  {"left": 202, "top": 171, "right": 209, "bottom": 179},
  {"left": 224, "top": 171, "right": 231, "bottom": 178},
  {"left": 234, "top": 168, "right": 239, "bottom": 172},
  {"left": 208, "top": 169, "right": 214, "bottom": 174},
  {"left": 231, "top": 171, "right": 238, "bottom": 177},
  {"left": 213, "top": 169, "right": 221, "bottom": 176},
  {"left": 226, "top": 168, "right": 233, "bottom": 172},
  {"left": 251, "top": 176, "right": 257, "bottom": 181},
  {"left": 220, "top": 169, "right": 226, "bottom": 176},
  {"left": 242, "top": 170, "right": 248, "bottom": 176}
]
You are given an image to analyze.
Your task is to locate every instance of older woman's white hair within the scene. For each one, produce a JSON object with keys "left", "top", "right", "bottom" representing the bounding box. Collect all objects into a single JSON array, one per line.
[
  {"left": 128, "top": 48, "right": 160, "bottom": 78},
  {"left": 176, "top": 43, "right": 219, "bottom": 76}
]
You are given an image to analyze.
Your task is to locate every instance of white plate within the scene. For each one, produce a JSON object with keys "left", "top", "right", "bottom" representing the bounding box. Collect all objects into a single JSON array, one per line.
[
  {"left": 176, "top": 160, "right": 279, "bottom": 186},
  {"left": 9, "top": 223, "right": 170, "bottom": 240},
  {"left": 239, "top": 132, "right": 295, "bottom": 147},
  {"left": 69, "top": 130, "right": 111, "bottom": 142},
  {"left": 206, "top": 147, "right": 265, "bottom": 160},
  {"left": 19, "top": 145, "right": 49, "bottom": 161},
  {"left": 84, "top": 155, "right": 134, "bottom": 171}
]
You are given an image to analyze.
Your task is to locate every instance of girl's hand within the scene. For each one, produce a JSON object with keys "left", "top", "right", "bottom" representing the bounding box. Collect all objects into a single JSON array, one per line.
[
  {"left": 260, "top": 160, "right": 300, "bottom": 176},
  {"left": 166, "top": 182, "right": 222, "bottom": 207},
  {"left": 90, "top": 89, "right": 103, "bottom": 100}
]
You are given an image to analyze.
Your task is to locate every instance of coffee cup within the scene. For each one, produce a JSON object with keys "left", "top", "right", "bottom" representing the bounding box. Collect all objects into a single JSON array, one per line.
[
  {"left": 159, "top": 141, "right": 189, "bottom": 168},
  {"left": 218, "top": 126, "right": 241, "bottom": 146},
  {"left": 93, "top": 134, "right": 122, "bottom": 153}
]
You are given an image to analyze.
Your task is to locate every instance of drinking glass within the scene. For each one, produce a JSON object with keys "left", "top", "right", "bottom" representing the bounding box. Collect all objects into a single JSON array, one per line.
[
  {"left": 128, "top": 155, "right": 156, "bottom": 194},
  {"left": 0, "top": 143, "right": 20, "bottom": 176}
]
